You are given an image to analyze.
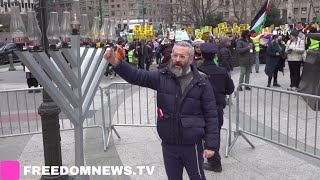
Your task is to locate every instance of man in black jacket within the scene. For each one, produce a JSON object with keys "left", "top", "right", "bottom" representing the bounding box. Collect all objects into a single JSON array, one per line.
[
  {"left": 198, "top": 43, "right": 235, "bottom": 172},
  {"left": 104, "top": 41, "right": 220, "bottom": 180}
]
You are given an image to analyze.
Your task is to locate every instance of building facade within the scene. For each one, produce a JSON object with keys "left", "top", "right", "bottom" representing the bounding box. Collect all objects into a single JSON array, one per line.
[
  {"left": 0, "top": 0, "right": 35, "bottom": 14},
  {"left": 105, "top": 0, "right": 170, "bottom": 30},
  {"left": 277, "top": 0, "right": 320, "bottom": 23}
]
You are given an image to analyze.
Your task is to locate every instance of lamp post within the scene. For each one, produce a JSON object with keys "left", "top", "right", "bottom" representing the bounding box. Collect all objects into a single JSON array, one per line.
[{"left": 36, "top": 1, "right": 73, "bottom": 180}]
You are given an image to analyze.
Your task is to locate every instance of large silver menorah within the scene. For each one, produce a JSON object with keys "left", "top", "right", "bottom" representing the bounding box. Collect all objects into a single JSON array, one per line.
[{"left": 15, "top": 35, "right": 107, "bottom": 179}]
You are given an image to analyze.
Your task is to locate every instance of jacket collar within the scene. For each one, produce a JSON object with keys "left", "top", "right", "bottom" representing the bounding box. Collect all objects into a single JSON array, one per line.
[{"left": 201, "top": 60, "right": 216, "bottom": 66}]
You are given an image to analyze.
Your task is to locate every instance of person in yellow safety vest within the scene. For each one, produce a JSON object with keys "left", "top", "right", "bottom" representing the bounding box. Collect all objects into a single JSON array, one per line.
[
  {"left": 128, "top": 49, "right": 137, "bottom": 67},
  {"left": 306, "top": 27, "right": 320, "bottom": 50},
  {"left": 250, "top": 30, "right": 262, "bottom": 73}
]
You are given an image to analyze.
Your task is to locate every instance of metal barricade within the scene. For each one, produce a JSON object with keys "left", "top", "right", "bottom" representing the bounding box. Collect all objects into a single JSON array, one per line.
[
  {"left": 229, "top": 83, "right": 320, "bottom": 160},
  {"left": 104, "top": 82, "right": 230, "bottom": 157},
  {"left": 0, "top": 87, "right": 107, "bottom": 151}
]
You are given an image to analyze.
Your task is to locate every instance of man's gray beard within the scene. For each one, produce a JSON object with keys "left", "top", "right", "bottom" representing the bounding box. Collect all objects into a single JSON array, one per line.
[{"left": 169, "top": 62, "right": 190, "bottom": 77}]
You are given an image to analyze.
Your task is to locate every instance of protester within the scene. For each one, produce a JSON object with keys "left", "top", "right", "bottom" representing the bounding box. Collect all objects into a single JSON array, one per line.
[
  {"left": 218, "top": 37, "right": 233, "bottom": 74},
  {"left": 192, "top": 39, "right": 205, "bottom": 67},
  {"left": 157, "top": 38, "right": 172, "bottom": 69},
  {"left": 236, "top": 30, "right": 255, "bottom": 91},
  {"left": 145, "top": 41, "right": 154, "bottom": 71},
  {"left": 250, "top": 30, "right": 262, "bottom": 73},
  {"left": 265, "top": 35, "right": 285, "bottom": 87},
  {"left": 285, "top": 30, "right": 305, "bottom": 91},
  {"left": 198, "top": 43, "right": 235, "bottom": 172},
  {"left": 104, "top": 41, "right": 220, "bottom": 180}
]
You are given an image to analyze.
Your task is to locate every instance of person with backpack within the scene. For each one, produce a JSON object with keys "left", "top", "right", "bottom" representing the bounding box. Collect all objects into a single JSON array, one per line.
[{"left": 198, "top": 43, "right": 235, "bottom": 172}]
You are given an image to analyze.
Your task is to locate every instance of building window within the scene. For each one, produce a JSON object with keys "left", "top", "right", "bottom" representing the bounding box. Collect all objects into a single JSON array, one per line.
[
  {"left": 111, "top": 5, "right": 114, "bottom": 8},
  {"left": 225, "top": 12, "right": 229, "bottom": 18},
  {"left": 301, "top": 18, "right": 306, "bottom": 22},
  {"left": 117, "top": 4, "right": 120, "bottom": 8},
  {"left": 111, "top": 11, "right": 115, "bottom": 16},
  {"left": 294, "top": 8, "right": 299, "bottom": 14},
  {"left": 301, "top": 7, "right": 307, "bottom": 14},
  {"left": 225, "top": 0, "right": 230, "bottom": 5},
  {"left": 315, "top": 7, "right": 319, "bottom": 13}
]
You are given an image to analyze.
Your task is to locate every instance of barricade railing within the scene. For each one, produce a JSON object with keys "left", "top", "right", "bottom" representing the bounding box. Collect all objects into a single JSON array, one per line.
[
  {"left": 104, "top": 82, "right": 230, "bottom": 157},
  {"left": 0, "top": 87, "right": 107, "bottom": 151},
  {"left": 228, "top": 83, "right": 320, "bottom": 160}
]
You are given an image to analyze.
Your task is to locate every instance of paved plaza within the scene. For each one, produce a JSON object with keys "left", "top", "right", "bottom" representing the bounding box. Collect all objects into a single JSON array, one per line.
[{"left": 0, "top": 62, "right": 320, "bottom": 180}]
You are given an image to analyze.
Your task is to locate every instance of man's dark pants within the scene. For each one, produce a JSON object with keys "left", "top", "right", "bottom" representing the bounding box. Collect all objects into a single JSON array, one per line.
[
  {"left": 162, "top": 142, "right": 206, "bottom": 180},
  {"left": 207, "top": 106, "right": 224, "bottom": 167}
]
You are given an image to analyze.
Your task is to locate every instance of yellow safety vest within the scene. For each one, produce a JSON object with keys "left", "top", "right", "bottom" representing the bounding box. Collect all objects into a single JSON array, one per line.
[
  {"left": 308, "top": 38, "right": 320, "bottom": 50},
  {"left": 251, "top": 35, "right": 260, "bottom": 52},
  {"left": 128, "top": 50, "right": 134, "bottom": 63}
]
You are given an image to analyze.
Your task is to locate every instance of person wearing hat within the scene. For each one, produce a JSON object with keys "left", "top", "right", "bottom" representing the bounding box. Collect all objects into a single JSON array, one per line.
[
  {"left": 104, "top": 41, "right": 220, "bottom": 180},
  {"left": 157, "top": 38, "right": 173, "bottom": 69},
  {"left": 198, "top": 43, "right": 235, "bottom": 172},
  {"left": 218, "top": 37, "right": 233, "bottom": 74},
  {"left": 192, "top": 39, "right": 205, "bottom": 67},
  {"left": 265, "top": 35, "right": 285, "bottom": 87},
  {"left": 236, "top": 30, "right": 256, "bottom": 91},
  {"left": 285, "top": 29, "right": 305, "bottom": 91}
]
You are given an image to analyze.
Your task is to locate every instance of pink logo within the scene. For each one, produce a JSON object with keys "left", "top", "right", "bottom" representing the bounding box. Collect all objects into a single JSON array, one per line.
[{"left": 0, "top": 161, "right": 20, "bottom": 180}]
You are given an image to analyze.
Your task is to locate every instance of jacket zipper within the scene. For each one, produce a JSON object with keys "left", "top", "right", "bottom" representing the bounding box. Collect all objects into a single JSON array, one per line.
[{"left": 195, "top": 144, "right": 202, "bottom": 179}]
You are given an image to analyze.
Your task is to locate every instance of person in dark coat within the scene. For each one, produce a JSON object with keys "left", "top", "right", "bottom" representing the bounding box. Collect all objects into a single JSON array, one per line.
[
  {"left": 198, "top": 43, "right": 235, "bottom": 172},
  {"left": 145, "top": 41, "right": 154, "bottom": 71},
  {"left": 265, "top": 35, "right": 284, "bottom": 87},
  {"left": 192, "top": 39, "right": 205, "bottom": 67},
  {"left": 218, "top": 37, "right": 233, "bottom": 74},
  {"left": 236, "top": 30, "right": 255, "bottom": 91},
  {"left": 157, "top": 38, "right": 172, "bottom": 69},
  {"left": 104, "top": 41, "right": 220, "bottom": 180}
]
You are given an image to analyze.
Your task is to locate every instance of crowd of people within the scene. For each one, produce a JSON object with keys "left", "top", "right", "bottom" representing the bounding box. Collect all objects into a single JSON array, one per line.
[{"left": 102, "top": 21, "right": 320, "bottom": 180}]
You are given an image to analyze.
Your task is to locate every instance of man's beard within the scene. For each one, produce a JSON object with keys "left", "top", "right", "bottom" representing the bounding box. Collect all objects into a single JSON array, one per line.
[{"left": 169, "top": 61, "right": 191, "bottom": 77}]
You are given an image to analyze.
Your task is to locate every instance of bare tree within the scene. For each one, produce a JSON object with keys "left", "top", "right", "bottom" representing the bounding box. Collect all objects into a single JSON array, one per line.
[
  {"left": 307, "top": 0, "right": 319, "bottom": 22},
  {"left": 231, "top": 0, "right": 250, "bottom": 23},
  {"left": 175, "top": 0, "right": 222, "bottom": 25}
]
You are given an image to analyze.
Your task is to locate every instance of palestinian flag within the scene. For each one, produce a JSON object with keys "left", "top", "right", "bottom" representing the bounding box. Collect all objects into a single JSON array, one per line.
[{"left": 250, "top": 0, "right": 271, "bottom": 33}]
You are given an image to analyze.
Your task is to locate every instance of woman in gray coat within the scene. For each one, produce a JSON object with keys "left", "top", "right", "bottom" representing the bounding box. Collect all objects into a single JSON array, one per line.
[{"left": 236, "top": 30, "right": 255, "bottom": 91}]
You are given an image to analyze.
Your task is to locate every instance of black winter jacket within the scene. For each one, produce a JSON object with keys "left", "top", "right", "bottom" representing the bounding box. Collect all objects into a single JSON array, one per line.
[
  {"left": 114, "top": 60, "right": 220, "bottom": 150},
  {"left": 218, "top": 43, "right": 233, "bottom": 71},
  {"left": 198, "top": 61, "right": 235, "bottom": 108}
]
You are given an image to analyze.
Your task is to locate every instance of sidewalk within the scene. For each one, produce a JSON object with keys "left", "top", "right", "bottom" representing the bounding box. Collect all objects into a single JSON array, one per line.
[{"left": 0, "top": 63, "right": 320, "bottom": 180}]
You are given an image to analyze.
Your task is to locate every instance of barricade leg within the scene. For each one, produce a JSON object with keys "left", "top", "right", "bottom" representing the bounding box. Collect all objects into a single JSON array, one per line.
[
  {"left": 221, "top": 128, "right": 229, "bottom": 157},
  {"left": 106, "top": 125, "right": 121, "bottom": 149}
]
